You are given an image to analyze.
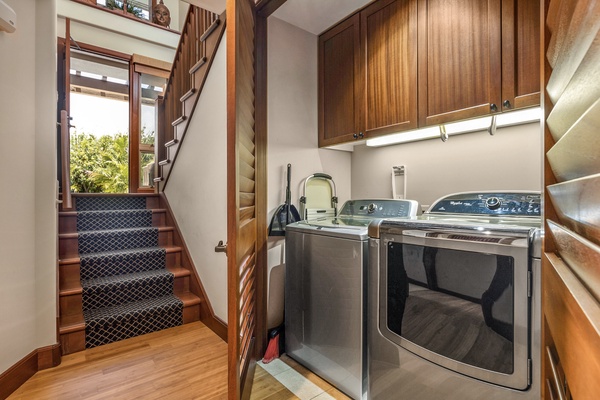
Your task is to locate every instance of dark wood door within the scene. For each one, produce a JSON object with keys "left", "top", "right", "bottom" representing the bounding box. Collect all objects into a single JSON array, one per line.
[
  {"left": 319, "top": 14, "right": 362, "bottom": 146},
  {"left": 362, "top": 0, "right": 418, "bottom": 138},
  {"left": 417, "top": 0, "right": 502, "bottom": 126},
  {"left": 501, "top": 0, "right": 541, "bottom": 111}
]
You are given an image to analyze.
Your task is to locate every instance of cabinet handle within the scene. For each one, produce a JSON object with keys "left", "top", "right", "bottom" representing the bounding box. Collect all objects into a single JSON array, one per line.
[
  {"left": 353, "top": 133, "right": 358, "bottom": 139},
  {"left": 490, "top": 103, "right": 498, "bottom": 112},
  {"left": 488, "top": 115, "right": 497, "bottom": 136},
  {"left": 503, "top": 99, "right": 511, "bottom": 109},
  {"left": 359, "top": 132, "right": 364, "bottom": 138}
]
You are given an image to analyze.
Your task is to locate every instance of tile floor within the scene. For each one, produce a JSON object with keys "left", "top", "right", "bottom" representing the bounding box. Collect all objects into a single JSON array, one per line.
[{"left": 253, "top": 354, "right": 351, "bottom": 400}]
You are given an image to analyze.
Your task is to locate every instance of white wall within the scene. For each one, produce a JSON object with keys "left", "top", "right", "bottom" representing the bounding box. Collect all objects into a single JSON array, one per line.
[
  {"left": 0, "top": 0, "right": 57, "bottom": 374},
  {"left": 266, "top": 17, "right": 352, "bottom": 329},
  {"left": 351, "top": 122, "right": 543, "bottom": 209},
  {"left": 57, "top": 0, "right": 181, "bottom": 63},
  {"left": 164, "top": 39, "right": 228, "bottom": 321},
  {"left": 267, "top": 17, "right": 352, "bottom": 219}
]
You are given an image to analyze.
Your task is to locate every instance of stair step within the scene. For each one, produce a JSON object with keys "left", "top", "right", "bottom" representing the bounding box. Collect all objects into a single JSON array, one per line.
[
  {"left": 165, "top": 139, "right": 179, "bottom": 147},
  {"left": 59, "top": 209, "right": 166, "bottom": 234},
  {"left": 60, "top": 264, "right": 189, "bottom": 296},
  {"left": 76, "top": 209, "right": 153, "bottom": 231},
  {"left": 189, "top": 56, "right": 207, "bottom": 75},
  {"left": 171, "top": 115, "right": 187, "bottom": 126},
  {"left": 78, "top": 246, "right": 167, "bottom": 280},
  {"left": 153, "top": 177, "right": 164, "bottom": 183},
  {"left": 158, "top": 159, "right": 171, "bottom": 166},
  {"left": 60, "top": 245, "right": 181, "bottom": 266},
  {"left": 81, "top": 269, "right": 175, "bottom": 311},
  {"left": 180, "top": 88, "right": 196, "bottom": 102},
  {"left": 84, "top": 295, "right": 183, "bottom": 348},
  {"left": 200, "top": 18, "right": 220, "bottom": 42},
  {"left": 59, "top": 313, "right": 85, "bottom": 335},
  {"left": 78, "top": 227, "right": 160, "bottom": 254},
  {"left": 75, "top": 196, "right": 147, "bottom": 211}
]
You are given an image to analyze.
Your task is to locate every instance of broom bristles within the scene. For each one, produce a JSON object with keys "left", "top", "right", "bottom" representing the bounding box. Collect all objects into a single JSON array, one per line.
[{"left": 262, "top": 334, "right": 280, "bottom": 364}]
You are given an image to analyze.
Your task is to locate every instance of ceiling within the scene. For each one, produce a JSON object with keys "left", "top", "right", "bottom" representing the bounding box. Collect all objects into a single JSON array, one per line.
[
  {"left": 186, "top": 0, "right": 371, "bottom": 36},
  {"left": 272, "top": 0, "right": 371, "bottom": 35}
]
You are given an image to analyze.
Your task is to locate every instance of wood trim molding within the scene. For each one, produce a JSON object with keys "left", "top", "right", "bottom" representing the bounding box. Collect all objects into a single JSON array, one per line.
[
  {"left": 37, "top": 344, "right": 62, "bottom": 371},
  {"left": 158, "top": 193, "right": 227, "bottom": 342},
  {"left": 0, "top": 343, "right": 61, "bottom": 400},
  {"left": 0, "top": 350, "right": 37, "bottom": 400}
]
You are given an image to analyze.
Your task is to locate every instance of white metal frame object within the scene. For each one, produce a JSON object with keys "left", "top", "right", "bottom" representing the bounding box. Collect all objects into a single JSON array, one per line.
[{"left": 391, "top": 165, "right": 407, "bottom": 199}]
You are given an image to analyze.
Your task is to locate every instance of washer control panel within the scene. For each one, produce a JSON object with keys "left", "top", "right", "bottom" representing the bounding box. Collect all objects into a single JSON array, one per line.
[
  {"left": 340, "top": 199, "right": 419, "bottom": 218},
  {"left": 427, "top": 192, "right": 541, "bottom": 216}
]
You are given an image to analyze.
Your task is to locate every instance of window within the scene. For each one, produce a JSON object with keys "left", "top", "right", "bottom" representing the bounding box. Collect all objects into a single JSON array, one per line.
[{"left": 96, "top": 0, "right": 154, "bottom": 22}]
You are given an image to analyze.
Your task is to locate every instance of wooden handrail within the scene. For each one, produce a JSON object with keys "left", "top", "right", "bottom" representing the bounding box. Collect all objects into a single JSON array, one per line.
[{"left": 60, "top": 110, "right": 73, "bottom": 209}]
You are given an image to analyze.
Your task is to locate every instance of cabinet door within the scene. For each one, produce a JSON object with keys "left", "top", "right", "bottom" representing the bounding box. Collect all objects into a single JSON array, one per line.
[
  {"left": 501, "top": 0, "right": 541, "bottom": 111},
  {"left": 362, "top": 0, "right": 418, "bottom": 137},
  {"left": 418, "top": 0, "right": 502, "bottom": 126},
  {"left": 319, "top": 14, "right": 362, "bottom": 147}
]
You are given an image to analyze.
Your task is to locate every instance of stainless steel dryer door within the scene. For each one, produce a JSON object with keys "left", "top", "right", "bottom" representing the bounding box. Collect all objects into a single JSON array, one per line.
[{"left": 379, "top": 225, "right": 532, "bottom": 390}]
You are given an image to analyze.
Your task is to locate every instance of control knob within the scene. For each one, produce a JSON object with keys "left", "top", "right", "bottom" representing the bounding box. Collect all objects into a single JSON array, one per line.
[
  {"left": 485, "top": 197, "right": 501, "bottom": 210},
  {"left": 367, "top": 203, "right": 377, "bottom": 214}
]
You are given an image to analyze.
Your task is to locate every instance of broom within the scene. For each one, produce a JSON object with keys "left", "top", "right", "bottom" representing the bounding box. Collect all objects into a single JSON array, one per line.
[{"left": 262, "top": 327, "right": 281, "bottom": 364}]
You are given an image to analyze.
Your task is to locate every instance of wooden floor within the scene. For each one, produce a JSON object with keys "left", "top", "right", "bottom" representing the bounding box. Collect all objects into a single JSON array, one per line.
[
  {"left": 8, "top": 322, "right": 351, "bottom": 400},
  {"left": 9, "top": 322, "right": 228, "bottom": 400}
]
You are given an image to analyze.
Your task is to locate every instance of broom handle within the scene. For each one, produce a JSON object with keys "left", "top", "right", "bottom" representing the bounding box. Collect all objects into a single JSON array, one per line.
[
  {"left": 286, "top": 164, "right": 292, "bottom": 206},
  {"left": 286, "top": 164, "right": 292, "bottom": 225}
]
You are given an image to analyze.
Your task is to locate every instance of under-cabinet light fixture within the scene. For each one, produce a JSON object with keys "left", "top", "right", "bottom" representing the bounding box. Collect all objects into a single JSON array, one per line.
[{"left": 366, "top": 107, "right": 541, "bottom": 147}]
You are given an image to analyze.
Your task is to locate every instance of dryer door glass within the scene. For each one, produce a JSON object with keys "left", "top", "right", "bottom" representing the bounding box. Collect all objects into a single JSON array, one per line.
[{"left": 386, "top": 242, "right": 515, "bottom": 374}]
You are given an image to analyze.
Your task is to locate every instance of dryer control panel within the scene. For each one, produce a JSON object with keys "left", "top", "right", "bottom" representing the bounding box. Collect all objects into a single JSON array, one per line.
[
  {"left": 340, "top": 199, "right": 419, "bottom": 219},
  {"left": 427, "top": 192, "right": 541, "bottom": 216}
]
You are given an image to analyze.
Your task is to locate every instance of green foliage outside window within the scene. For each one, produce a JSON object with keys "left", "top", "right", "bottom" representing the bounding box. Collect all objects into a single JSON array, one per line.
[
  {"left": 105, "top": 0, "right": 145, "bottom": 19},
  {"left": 70, "top": 132, "right": 129, "bottom": 193}
]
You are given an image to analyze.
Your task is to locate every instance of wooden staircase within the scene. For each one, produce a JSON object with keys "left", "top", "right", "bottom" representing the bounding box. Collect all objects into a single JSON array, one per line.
[
  {"left": 154, "top": 6, "right": 226, "bottom": 191},
  {"left": 58, "top": 194, "right": 202, "bottom": 355}
]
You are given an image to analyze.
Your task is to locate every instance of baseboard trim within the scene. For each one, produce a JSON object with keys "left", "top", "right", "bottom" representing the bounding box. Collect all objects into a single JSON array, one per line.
[
  {"left": 38, "top": 343, "right": 62, "bottom": 370},
  {"left": 0, "top": 350, "right": 37, "bottom": 400},
  {"left": 0, "top": 343, "right": 61, "bottom": 400},
  {"left": 204, "top": 315, "right": 227, "bottom": 342}
]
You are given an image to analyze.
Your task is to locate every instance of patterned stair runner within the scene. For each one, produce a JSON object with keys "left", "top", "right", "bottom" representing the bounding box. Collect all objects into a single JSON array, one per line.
[{"left": 76, "top": 196, "right": 182, "bottom": 348}]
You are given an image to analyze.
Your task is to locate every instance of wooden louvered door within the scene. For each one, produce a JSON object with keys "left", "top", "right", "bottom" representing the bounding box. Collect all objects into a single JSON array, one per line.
[
  {"left": 542, "top": 0, "right": 600, "bottom": 399},
  {"left": 227, "top": 0, "right": 265, "bottom": 398}
]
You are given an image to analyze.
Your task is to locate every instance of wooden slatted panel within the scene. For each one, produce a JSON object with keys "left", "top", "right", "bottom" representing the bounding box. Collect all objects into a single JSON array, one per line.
[
  {"left": 542, "top": 0, "right": 600, "bottom": 399},
  {"left": 227, "top": 0, "right": 258, "bottom": 398},
  {"left": 547, "top": 98, "right": 600, "bottom": 181},
  {"left": 546, "top": 26, "right": 600, "bottom": 141}
]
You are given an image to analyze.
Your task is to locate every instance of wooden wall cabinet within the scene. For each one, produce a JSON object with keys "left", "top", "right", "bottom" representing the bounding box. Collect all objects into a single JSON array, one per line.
[
  {"left": 418, "top": 0, "right": 540, "bottom": 127},
  {"left": 318, "top": 14, "right": 362, "bottom": 147},
  {"left": 361, "top": 0, "right": 418, "bottom": 138},
  {"left": 501, "top": 0, "right": 541, "bottom": 111},
  {"left": 318, "top": 0, "right": 418, "bottom": 147},
  {"left": 318, "top": 0, "right": 541, "bottom": 147}
]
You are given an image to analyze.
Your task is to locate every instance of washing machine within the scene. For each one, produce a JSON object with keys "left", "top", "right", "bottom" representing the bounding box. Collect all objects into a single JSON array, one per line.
[
  {"left": 285, "top": 199, "right": 419, "bottom": 400},
  {"left": 368, "top": 191, "right": 542, "bottom": 399}
]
